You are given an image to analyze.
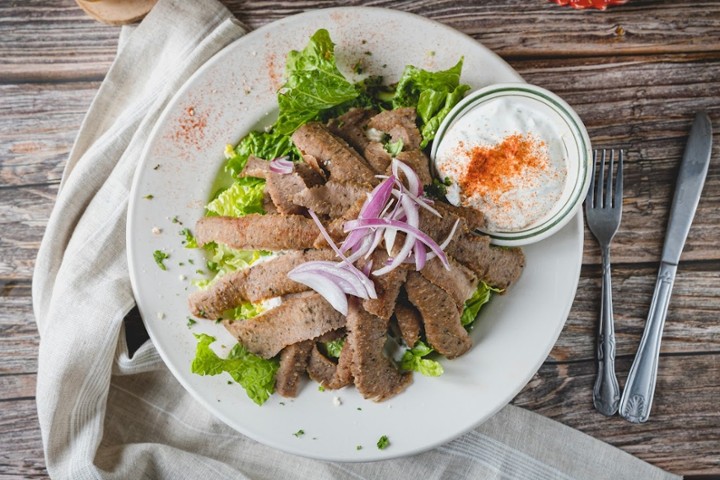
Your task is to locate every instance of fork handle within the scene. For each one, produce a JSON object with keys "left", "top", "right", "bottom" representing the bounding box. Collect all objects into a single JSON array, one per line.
[
  {"left": 593, "top": 247, "right": 621, "bottom": 416},
  {"left": 619, "top": 261, "right": 677, "bottom": 423}
]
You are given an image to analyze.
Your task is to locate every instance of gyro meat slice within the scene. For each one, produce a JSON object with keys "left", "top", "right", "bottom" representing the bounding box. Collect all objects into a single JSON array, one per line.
[
  {"left": 292, "top": 181, "right": 370, "bottom": 218},
  {"left": 188, "top": 249, "right": 336, "bottom": 320},
  {"left": 276, "top": 340, "right": 313, "bottom": 398},
  {"left": 327, "top": 107, "right": 376, "bottom": 153},
  {"left": 393, "top": 149, "right": 432, "bottom": 186},
  {"left": 306, "top": 332, "right": 354, "bottom": 390},
  {"left": 357, "top": 250, "right": 409, "bottom": 320},
  {"left": 292, "top": 122, "right": 377, "bottom": 185},
  {"left": 346, "top": 301, "right": 412, "bottom": 402},
  {"left": 405, "top": 272, "right": 472, "bottom": 359},
  {"left": 363, "top": 141, "right": 393, "bottom": 173},
  {"left": 265, "top": 163, "right": 324, "bottom": 215},
  {"left": 223, "top": 292, "right": 345, "bottom": 359},
  {"left": 445, "top": 233, "right": 525, "bottom": 290},
  {"left": 419, "top": 256, "right": 479, "bottom": 312},
  {"left": 195, "top": 214, "right": 321, "bottom": 251},
  {"left": 393, "top": 301, "right": 423, "bottom": 348},
  {"left": 367, "top": 107, "right": 422, "bottom": 150}
]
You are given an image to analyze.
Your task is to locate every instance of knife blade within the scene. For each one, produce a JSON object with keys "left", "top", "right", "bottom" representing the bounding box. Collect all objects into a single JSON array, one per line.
[{"left": 619, "top": 111, "right": 712, "bottom": 423}]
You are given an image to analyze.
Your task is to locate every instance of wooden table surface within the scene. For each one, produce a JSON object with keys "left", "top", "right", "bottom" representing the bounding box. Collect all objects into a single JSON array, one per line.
[{"left": 1, "top": 0, "right": 719, "bottom": 477}]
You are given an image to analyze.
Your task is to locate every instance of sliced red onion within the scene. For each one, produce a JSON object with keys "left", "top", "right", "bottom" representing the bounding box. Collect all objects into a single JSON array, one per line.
[
  {"left": 372, "top": 195, "right": 418, "bottom": 276},
  {"left": 269, "top": 157, "right": 293, "bottom": 174},
  {"left": 391, "top": 183, "right": 441, "bottom": 217},
  {"left": 289, "top": 261, "right": 372, "bottom": 299},
  {"left": 341, "top": 175, "right": 396, "bottom": 253},
  {"left": 392, "top": 159, "right": 422, "bottom": 196},
  {"left": 344, "top": 218, "right": 449, "bottom": 269},
  {"left": 424, "top": 218, "right": 461, "bottom": 268},
  {"left": 414, "top": 239, "right": 427, "bottom": 270},
  {"left": 307, "top": 210, "right": 377, "bottom": 299},
  {"left": 287, "top": 270, "right": 348, "bottom": 315},
  {"left": 362, "top": 259, "right": 373, "bottom": 276}
]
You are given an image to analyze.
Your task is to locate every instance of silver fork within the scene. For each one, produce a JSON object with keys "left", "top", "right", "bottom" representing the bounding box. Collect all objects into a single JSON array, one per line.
[{"left": 585, "top": 149, "right": 624, "bottom": 416}]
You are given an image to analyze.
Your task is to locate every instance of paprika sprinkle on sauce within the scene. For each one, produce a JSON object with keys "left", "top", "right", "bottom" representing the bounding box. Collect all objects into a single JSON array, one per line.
[{"left": 460, "top": 133, "right": 548, "bottom": 202}]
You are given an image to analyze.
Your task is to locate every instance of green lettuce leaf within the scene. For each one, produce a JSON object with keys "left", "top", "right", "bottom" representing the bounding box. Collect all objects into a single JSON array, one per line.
[
  {"left": 223, "top": 301, "right": 267, "bottom": 321},
  {"left": 194, "top": 244, "right": 270, "bottom": 290},
  {"left": 392, "top": 59, "right": 470, "bottom": 148},
  {"left": 225, "top": 131, "right": 300, "bottom": 178},
  {"left": 274, "top": 29, "right": 359, "bottom": 135},
  {"left": 191, "top": 334, "right": 278, "bottom": 406},
  {"left": 461, "top": 282, "right": 502, "bottom": 327},
  {"left": 400, "top": 340, "right": 444, "bottom": 377},
  {"left": 206, "top": 177, "right": 266, "bottom": 217}
]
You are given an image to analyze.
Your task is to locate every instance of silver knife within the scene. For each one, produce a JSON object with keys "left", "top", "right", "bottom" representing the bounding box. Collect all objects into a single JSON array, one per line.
[{"left": 619, "top": 111, "right": 713, "bottom": 423}]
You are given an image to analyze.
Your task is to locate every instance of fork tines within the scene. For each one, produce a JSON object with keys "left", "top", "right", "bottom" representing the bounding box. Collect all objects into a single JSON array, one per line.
[{"left": 587, "top": 149, "right": 624, "bottom": 210}]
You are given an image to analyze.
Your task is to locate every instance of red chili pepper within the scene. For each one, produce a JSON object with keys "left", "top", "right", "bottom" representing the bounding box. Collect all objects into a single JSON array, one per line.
[{"left": 549, "top": 0, "right": 629, "bottom": 10}]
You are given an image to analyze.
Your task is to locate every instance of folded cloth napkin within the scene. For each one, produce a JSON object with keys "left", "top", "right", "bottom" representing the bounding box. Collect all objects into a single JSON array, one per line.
[{"left": 32, "top": 0, "right": 681, "bottom": 478}]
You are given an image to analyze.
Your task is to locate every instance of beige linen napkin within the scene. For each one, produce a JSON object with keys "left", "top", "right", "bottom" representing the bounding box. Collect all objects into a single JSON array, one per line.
[{"left": 32, "top": 0, "right": 681, "bottom": 478}]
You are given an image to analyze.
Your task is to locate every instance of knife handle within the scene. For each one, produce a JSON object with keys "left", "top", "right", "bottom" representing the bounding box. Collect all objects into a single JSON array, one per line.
[{"left": 619, "top": 261, "right": 677, "bottom": 423}]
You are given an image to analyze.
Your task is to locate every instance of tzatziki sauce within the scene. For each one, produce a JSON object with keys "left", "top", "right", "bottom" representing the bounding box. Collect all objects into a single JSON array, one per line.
[{"left": 434, "top": 95, "right": 569, "bottom": 232}]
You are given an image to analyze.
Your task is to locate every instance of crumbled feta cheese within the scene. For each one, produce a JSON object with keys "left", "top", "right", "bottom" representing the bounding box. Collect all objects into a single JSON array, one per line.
[
  {"left": 156, "top": 312, "right": 165, "bottom": 320},
  {"left": 151, "top": 227, "right": 162, "bottom": 235},
  {"left": 179, "top": 275, "right": 186, "bottom": 281},
  {"left": 333, "top": 396, "right": 342, "bottom": 406}
]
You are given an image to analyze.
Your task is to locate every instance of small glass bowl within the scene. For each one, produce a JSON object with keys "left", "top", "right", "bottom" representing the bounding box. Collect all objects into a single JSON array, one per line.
[{"left": 430, "top": 83, "right": 592, "bottom": 247}]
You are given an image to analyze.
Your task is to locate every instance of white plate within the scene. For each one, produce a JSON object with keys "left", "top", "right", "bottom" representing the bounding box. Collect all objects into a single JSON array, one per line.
[{"left": 127, "top": 7, "right": 583, "bottom": 462}]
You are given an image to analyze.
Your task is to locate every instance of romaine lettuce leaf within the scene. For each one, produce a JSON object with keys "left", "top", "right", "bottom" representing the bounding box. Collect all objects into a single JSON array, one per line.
[
  {"left": 392, "top": 59, "right": 470, "bottom": 148},
  {"left": 225, "top": 131, "right": 300, "bottom": 178},
  {"left": 400, "top": 340, "right": 444, "bottom": 377},
  {"left": 191, "top": 334, "right": 278, "bottom": 406},
  {"left": 460, "top": 282, "right": 502, "bottom": 327},
  {"left": 206, "top": 177, "right": 266, "bottom": 217},
  {"left": 194, "top": 244, "right": 270, "bottom": 290},
  {"left": 223, "top": 301, "right": 267, "bottom": 321},
  {"left": 274, "top": 29, "right": 360, "bottom": 135}
]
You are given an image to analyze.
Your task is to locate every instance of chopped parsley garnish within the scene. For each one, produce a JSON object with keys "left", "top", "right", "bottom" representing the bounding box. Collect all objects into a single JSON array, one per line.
[
  {"left": 171, "top": 216, "right": 181, "bottom": 224},
  {"left": 324, "top": 338, "right": 345, "bottom": 358},
  {"left": 377, "top": 435, "right": 390, "bottom": 450},
  {"left": 356, "top": 445, "right": 363, "bottom": 451},
  {"left": 186, "top": 317, "right": 197, "bottom": 328},
  {"left": 424, "top": 176, "right": 453, "bottom": 199},
  {"left": 293, "top": 429, "right": 305, "bottom": 438},
  {"left": 179, "top": 228, "right": 198, "bottom": 248},
  {"left": 318, "top": 385, "right": 325, "bottom": 392},
  {"left": 143, "top": 194, "right": 154, "bottom": 200},
  {"left": 153, "top": 250, "right": 169, "bottom": 270}
]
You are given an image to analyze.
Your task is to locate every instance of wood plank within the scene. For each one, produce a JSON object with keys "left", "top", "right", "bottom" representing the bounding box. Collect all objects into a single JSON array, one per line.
[
  {"left": 514, "top": 354, "right": 720, "bottom": 476},
  {"left": 0, "top": 185, "right": 56, "bottom": 280},
  {"left": 0, "top": 373, "right": 36, "bottom": 401},
  {"left": 0, "top": 282, "right": 41, "bottom": 375},
  {"left": 2, "top": 1, "right": 720, "bottom": 82},
  {"left": 0, "top": 399, "right": 48, "bottom": 479},
  {"left": 0, "top": 82, "right": 98, "bottom": 187},
  {"left": 550, "top": 265, "right": 720, "bottom": 361}
]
